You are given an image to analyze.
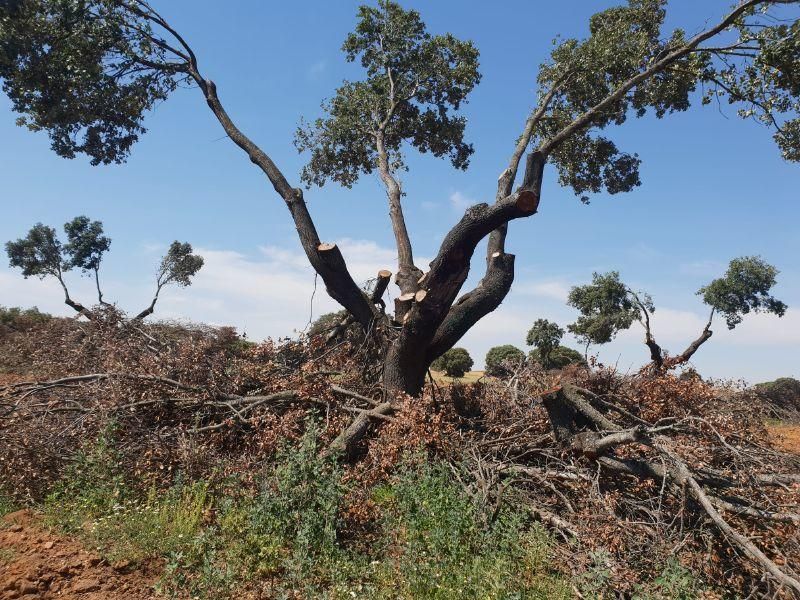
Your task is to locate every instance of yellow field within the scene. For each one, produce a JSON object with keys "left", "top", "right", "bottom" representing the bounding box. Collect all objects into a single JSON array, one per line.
[{"left": 429, "top": 370, "right": 487, "bottom": 386}]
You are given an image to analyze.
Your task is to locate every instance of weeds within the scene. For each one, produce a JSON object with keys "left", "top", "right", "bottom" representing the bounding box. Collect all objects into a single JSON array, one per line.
[
  {"left": 38, "top": 420, "right": 713, "bottom": 598},
  {"left": 0, "top": 490, "right": 15, "bottom": 518}
]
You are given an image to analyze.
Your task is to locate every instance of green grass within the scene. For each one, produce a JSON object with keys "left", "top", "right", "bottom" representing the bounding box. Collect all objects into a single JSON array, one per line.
[
  {"left": 0, "top": 490, "right": 17, "bottom": 518},
  {"left": 37, "top": 419, "right": 709, "bottom": 599},
  {"left": 430, "top": 369, "right": 487, "bottom": 386}
]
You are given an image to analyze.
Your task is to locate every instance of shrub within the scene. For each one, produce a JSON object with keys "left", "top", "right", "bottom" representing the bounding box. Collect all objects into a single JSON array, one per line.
[
  {"left": 44, "top": 423, "right": 127, "bottom": 533},
  {"left": 0, "top": 305, "right": 51, "bottom": 332},
  {"left": 366, "top": 458, "right": 572, "bottom": 599},
  {"left": 307, "top": 310, "right": 347, "bottom": 337},
  {"left": 485, "top": 345, "right": 525, "bottom": 377},
  {"left": 529, "top": 345, "right": 586, "bottom": 369},
  {"left": 753, "top": 377, "right": 800, "bottom": 412},
  {"left": 431, "top": 347, "right": 474, "bottom": 378}
]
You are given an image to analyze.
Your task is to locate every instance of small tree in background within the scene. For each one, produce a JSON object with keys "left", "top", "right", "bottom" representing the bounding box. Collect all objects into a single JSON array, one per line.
[
  {"left": 133, "top": 241, "right": 205, "bottom": 320},
  {"left": 431, "top": 347, "right": 473, "bottom": 378},
  {"left": 529, "top": 346, "right": 586, "bottom": 370},
  {"left": 63, "top": 216, "right": 111, "bottom": 305},
  {"left": 6, "top": 218, "right": 204, "bottom": 321},
  {"left": 485, "top": 345, "right": 525, "bottom": 377},
  {"left": 526, "top": 318, "right": 564, "bottom": 368},
  {"left": 567, "top": 257, "right": 786, "bottom": 370}
]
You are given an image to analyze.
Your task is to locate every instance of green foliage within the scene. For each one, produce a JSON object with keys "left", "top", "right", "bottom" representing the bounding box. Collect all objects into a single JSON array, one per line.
[
  {"left": 366, "top": 459, "right": 571, "bottom": 599},
  {"left": 698, "top": 256, "right": 786, "bottom": 329},
  {"left": 5, "top": 222, "right": 65, "bottom": 279},
  {"left": 484, "top": 344, "right": 525, "bottom": 377},
  {"left": 431, "top": 347, "right": 474, "bottom": 378},
  {"left": 0, "top": 305, "right": 51, "bottom": 328},
  {"left": 533, "top": 1, "right": 800, "bottom": 202},
  {"left": 526, "top": 319, "right": 565, "bottom": 368},
  {"left": 529, "top": 345, "right": 586, "bottom": 369},
  {"left": 44, "top": 423, "right": 127, "bottom": 533},
  {"left": 295, "top": 0, "right": 480, "bottom": 188},
  {"left": 0, "top": 0, "right": 183, "bottom": 164},
  {"left": 754, "top": 377, "right": 800, "bottom": 412},
  {"left": 631, "top": 559, "right": 707, "bottom": 599},
  {"left": 567, "top": 271, "right": 649, "bottom": 346},
  {"left": 0, "top": 489, "right": 16, "bottom": 518},
  {"left": 243, "top": 418, "right": 345, "bottom": 578},
  {"left": 158, "top": 241, "right": 204, "bottom": 289},
  {"left": 89, "top": 481, "right": 211, "bottom": 563},
  {"left": 63, "top": 216, "right": 110, "bottom": 273},
  {"left": 5, "top": 216, "right": 111, "bottom": 286},
  {"left": 713, "top": 16, "right": 800, "bottom": 163},
  {"left": 307, "top": 310, "right": 347, "bottom": 337}
]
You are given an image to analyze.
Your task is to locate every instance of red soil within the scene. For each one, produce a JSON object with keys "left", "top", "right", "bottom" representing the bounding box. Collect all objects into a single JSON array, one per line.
[
  {"left": 767, "top": 422, "right": 800, "bottom": 454},
  {"left": 0, "top": 510, "right": 159, "bottom": 600}
]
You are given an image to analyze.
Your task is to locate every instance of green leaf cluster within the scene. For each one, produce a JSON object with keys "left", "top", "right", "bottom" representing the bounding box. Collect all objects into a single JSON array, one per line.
[
  {"left": 698, "top": 255, "right": 787, "bottom": 328},
  {"left": 0, "top": 0, "right": 182, "bottom": 164},
  {"left": 525, "top": 318, "right": 564, "bottom": 368},
  {"left": 294, "top": 0, "right": 480, "bottom": 188}
]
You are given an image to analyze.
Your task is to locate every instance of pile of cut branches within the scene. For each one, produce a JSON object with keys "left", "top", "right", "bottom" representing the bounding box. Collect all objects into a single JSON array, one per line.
[{"left": 1, "top": 312, "right": 798, "bottom": 596}]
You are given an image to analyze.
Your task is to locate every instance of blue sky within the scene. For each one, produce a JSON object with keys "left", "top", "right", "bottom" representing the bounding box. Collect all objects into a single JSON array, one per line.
[{"left": 1, "top": 1, "right": 798, "bottom": 382}]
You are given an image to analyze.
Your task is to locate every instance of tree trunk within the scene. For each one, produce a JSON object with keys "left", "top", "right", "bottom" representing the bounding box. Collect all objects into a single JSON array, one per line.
[{"left": 384, "top": 333, "right": 430, "bottom": 396}]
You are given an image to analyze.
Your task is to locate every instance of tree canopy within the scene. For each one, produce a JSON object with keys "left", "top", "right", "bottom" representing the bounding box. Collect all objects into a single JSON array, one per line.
[
  {"left": 431, "top": 347, "right": 473, "bottom": 378},
  {"left": 567, "top": 257, "right": 786, "bottom": 368},
  {"left": 294, "top": 0, "right": 480, "bottom": 188},
  {"left": 485, "top": 345, "right": 525, "bottom": 377},
  {"left": 526, "top": 319, "right": 565, "bottom": 368},
  {"left": 698, "top": 256, "right": 787, "bottom": 329},
  {"left": 566, "top": 272, "right": 649, "bottom": 347}
]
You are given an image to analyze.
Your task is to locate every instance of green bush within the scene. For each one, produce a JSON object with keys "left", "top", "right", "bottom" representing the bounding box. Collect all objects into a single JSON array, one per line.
[
  {"left": 529, "top": 345, "right": 586, "bottom": 369},
  {"left": 44, "top": 423, "right": 127, "bottom": 533},
  {"left": 307, "top": 310, "right": 347, "bottom": 337},
  {"left": 753, "top": 377, "right": 800, "bottom": 412},
  {"left": 431, "top": 347, "right": 474, "bottom": 378},
  {"left": 485, "top": 345, "right": 525, "bottom": 377},
  {"left": 364, "top": 459, "right": 572, "bottom": 599},
  {"left": 0, "top": 305, "right": 51, "bottom": 330}
]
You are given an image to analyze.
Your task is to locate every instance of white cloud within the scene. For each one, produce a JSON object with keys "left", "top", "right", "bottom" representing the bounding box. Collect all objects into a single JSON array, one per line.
[
  {"left": 449, "top": 191, "right": 475, "bottom": 211},
  {"left": 678, "top": 259, "right": 726, "bottom": 277},
  {"left": 516, "top": 280, "right": 570, "bottom": 302},
  {"left": 421, "top": 201, "right": 439, "bottom": 211},
  {"left": 1, "top": 242, "right": 796, "bottom": 383}
]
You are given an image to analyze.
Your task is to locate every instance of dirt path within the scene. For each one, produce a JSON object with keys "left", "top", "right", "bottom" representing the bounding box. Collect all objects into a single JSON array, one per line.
[{"left": 0, "top": 510, "right": 160, "bottom": 600}]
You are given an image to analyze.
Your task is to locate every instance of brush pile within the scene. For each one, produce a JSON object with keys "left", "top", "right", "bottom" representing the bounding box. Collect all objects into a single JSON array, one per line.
[{"left": 1, "top": 310, "right": 798, "bottom": 597}]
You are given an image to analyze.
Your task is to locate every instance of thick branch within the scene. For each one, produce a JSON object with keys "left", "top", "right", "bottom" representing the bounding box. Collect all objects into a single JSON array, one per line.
[
  {"left": 376, "top": 131, "right": 420, "bottom": 294},
  {"left": 669, "top": 308, "right": 715, "bottom": 367},
  {"left": 188, "top": 71, "right": 375, "bottom": 327},
  {"left": 426, "top": 252, "right": 515, "bottom": 362},
  {"left": 489, "top": 81, "right": 563, "bottom": 260},
  {"left": 629, "top": 289, "right": 663, "bottom": 369},
  {"left": 655, "top": 439, "right": 800, "bottom": 594}
]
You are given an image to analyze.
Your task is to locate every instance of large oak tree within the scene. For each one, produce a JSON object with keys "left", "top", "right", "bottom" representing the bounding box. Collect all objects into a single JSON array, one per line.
[{"left": 1, "top": 0, "right": 798, "bottom": 395}]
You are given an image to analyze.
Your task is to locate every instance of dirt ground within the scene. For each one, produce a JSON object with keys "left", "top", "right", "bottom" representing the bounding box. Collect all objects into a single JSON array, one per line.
[
  {"left": 0, "top": 510, "right": 159, "bottom": 600},
  {"left": 766, "top": 422, "right": 800, "bottom": 454}
]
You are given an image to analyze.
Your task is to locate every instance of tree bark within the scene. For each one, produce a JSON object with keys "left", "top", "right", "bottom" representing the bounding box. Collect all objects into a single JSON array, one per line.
[
  {"left": 191, "top": 74, "right": 376, "bottom": 329},
  {"left": 376, "top": 132, "right": 422, "bottom": 295},
  {"left": 668, "top": 309, "right": 714, "bottom": 367}
]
